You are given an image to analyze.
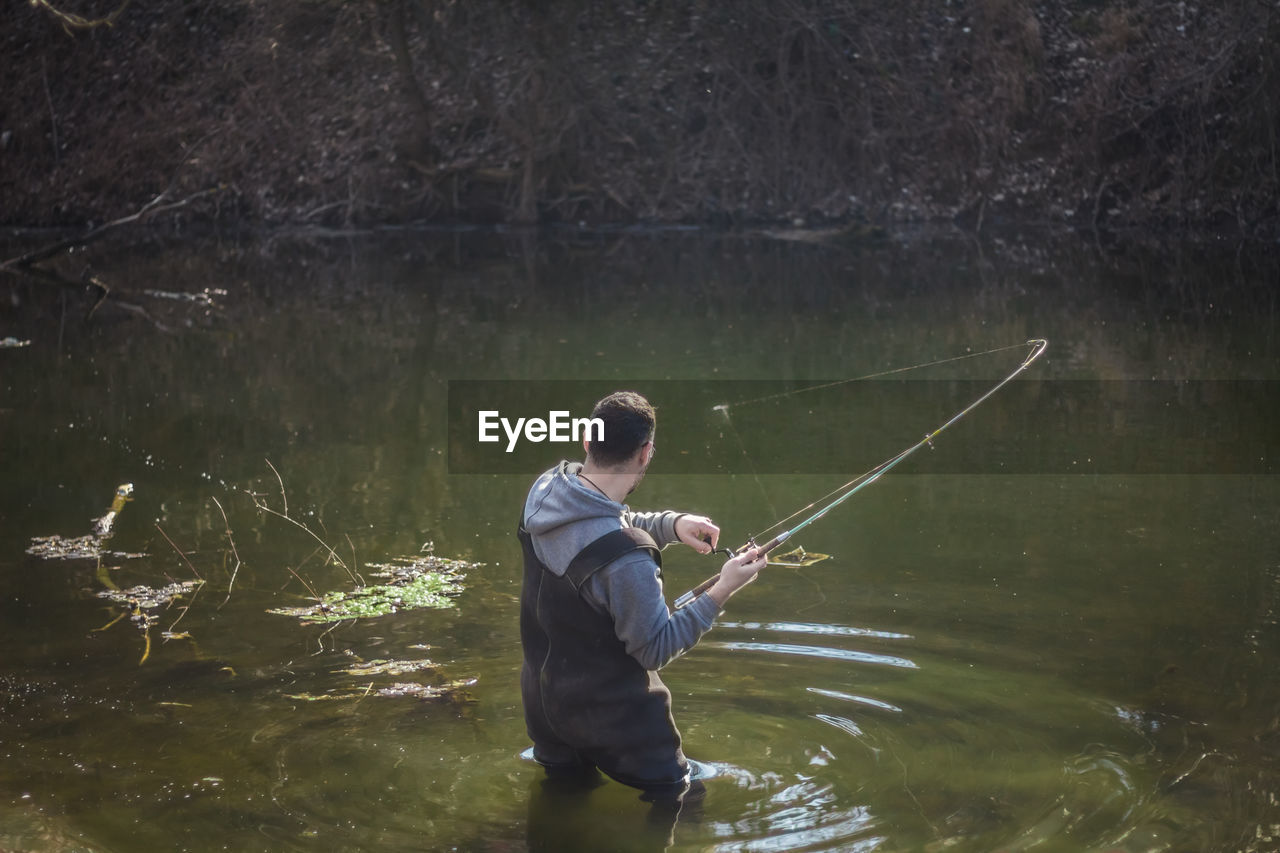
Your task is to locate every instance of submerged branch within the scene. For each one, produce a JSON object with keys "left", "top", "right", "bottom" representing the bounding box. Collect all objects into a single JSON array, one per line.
[{"left": 0, "top": 187, "right": 220, "bottom": 272}]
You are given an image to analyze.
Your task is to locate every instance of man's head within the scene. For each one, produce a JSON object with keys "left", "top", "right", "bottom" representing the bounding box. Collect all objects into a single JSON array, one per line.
[{"left": 584, "top": 391, "right": 655, "bottom": 470}]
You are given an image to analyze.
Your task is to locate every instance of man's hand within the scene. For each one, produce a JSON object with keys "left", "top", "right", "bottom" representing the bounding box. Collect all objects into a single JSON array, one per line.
[
  {"left": 675, "top": 515, "right": 720, "bottom": 554},
  {"left": 706, "top": 546, "right": 767, "bottom": 607}
]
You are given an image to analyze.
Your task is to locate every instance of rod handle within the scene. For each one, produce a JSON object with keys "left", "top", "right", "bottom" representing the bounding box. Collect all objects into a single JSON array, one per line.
[{"left": 673, "top": 532, "right": 789, "bottom": 610}]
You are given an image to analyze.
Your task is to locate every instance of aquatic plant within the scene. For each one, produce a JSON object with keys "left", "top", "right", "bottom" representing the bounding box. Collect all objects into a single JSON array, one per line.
[
  {"left": 268, "top": 551, "right": 474, "bottom": 623},
  {"left": 95, "top": 579, "right": 205, "bottom": 664}
]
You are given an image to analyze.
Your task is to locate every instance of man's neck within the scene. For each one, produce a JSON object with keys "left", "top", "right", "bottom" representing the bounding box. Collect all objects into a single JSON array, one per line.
[{"left": 577, "top": 462, "right": 632, "bottom": 503}]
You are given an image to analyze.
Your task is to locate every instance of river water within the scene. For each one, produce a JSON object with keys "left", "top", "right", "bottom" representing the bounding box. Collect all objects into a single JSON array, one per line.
[{"left": 1, "top": 228, "right": 1277, "bottom": 852}]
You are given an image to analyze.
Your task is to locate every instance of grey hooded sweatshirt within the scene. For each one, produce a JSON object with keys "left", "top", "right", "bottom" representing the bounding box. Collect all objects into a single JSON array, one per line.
[{"left": 522, "top": 460, "right": 722, "bottom": 671}]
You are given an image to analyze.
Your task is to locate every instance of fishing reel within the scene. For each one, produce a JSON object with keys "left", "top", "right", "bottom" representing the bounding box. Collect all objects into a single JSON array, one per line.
[{"left": 699, "top": 534, "right": 753, "bottom": 561}]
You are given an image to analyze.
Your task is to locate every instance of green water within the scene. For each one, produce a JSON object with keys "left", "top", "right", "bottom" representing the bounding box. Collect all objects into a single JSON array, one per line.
[{"left": 1, "top": 229, "right": 1277, "bottom": 852}]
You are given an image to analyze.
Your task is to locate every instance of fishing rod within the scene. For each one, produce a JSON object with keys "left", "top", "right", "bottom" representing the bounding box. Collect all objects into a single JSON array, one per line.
[{"left": 673, "top": 339, "right": 1049, "bottom": 610}]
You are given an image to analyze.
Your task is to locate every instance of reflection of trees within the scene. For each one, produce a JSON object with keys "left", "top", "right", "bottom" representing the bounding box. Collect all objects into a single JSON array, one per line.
[
  {"left": 4, "top": 230, "right": 1278, "bottom": 844},
  {"left": 3, "top": 230, "right": 1276, "bottom": 546}
]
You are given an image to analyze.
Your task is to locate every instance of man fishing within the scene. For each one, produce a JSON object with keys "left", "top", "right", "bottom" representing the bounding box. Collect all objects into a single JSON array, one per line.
[{"left": 518, "top": 390, "right": 766, "bottom": 799}]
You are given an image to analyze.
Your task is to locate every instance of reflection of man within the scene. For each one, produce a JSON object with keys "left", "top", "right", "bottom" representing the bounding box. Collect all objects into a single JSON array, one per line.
[{"left": 518, "top": 391, "right": 765, "bottom": 798}]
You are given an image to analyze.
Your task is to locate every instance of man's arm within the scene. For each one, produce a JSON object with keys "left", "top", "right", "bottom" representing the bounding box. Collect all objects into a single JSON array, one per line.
[
  {"left": 584, "top": 552, "right": 721, "bottom": 671},
  {"left": 623, "top": 510, "right": 721, "bottom": 553},
  {"left": 621, "top": 509, "right": 683, "bottom": 547}
]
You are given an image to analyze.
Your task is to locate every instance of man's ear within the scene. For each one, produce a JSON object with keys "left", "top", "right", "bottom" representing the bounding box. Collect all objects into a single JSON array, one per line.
[{"left": 634, "top": 440, "right": 651, "bottom": 468}]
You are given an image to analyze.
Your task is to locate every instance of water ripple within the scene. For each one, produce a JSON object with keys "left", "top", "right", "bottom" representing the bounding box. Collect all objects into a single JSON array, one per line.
[
  {"left": 706, "top": 777, "right": 885, "bottom": 853},
  {"left": 807, "top": 687, "right": 904, "bottom": 714},
  {"left": 709, "top": 641, "right": 918, "bottom": 669},
  {"left": 718, "top": 620, "right": 912, "bottom": 640},
  {"left": 813, "top": 713, "right": 866, "bottom": 739}
]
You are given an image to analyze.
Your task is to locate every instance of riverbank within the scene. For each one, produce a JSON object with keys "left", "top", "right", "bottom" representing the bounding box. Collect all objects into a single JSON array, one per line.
[{"left": 6, "top": 1, "right": 1278, "bottom": 235}]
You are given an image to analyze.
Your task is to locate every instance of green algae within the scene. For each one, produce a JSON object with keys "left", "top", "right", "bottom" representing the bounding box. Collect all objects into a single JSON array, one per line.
[{"left": 268, "top": 550, "right": 474, "bottom": 623}]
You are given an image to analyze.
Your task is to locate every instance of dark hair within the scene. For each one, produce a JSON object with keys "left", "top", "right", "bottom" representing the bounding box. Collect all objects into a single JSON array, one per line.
[{"left": 586, "top": 391, "right": 655, "bottom": 467}]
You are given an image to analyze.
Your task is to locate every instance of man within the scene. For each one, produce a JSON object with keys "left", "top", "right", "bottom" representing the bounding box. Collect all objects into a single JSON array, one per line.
[{"left": 518, "top": 390, "right": 766, "bottom": 798}]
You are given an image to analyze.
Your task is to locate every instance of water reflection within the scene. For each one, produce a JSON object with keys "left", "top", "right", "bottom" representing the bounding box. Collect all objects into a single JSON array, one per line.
[{"left": 2, "top": 229, "right": 1279, "bottom": 852}]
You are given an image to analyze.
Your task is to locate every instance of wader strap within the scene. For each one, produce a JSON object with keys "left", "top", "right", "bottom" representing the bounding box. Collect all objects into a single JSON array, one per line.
[{"left": 563, "top": 528, "right": 662, "bottom": 593}]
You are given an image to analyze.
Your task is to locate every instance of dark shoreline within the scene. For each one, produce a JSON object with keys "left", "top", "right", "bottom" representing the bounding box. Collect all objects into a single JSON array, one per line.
[{"left": 6, "top": 2, "right": 1278, "bottom": 237}]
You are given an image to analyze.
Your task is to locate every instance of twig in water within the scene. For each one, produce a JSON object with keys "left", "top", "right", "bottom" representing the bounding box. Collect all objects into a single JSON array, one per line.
[
  {"left": 156, "top": 523, "right": 203, "bottom": 580},
  {"left": 285, "top": 566, "right": 322, "bottom": 602},
  {"left": 211, "top": 496, "right": 243, "bottom": 607},
  {"left": 265, "top": 458, "right": 288, "bottom": 517},
  {"left": 344, "top": 533, "right": 365, "bottom": 587},
  {"left": 313, "top": 620, "right": 342, "bottom": 655},
  {"left": 0, "top": 187, "right": 221, "bottom": 271},
  {"left": 247, "top": 461, "right": 347, "bottom": 570},
  {"left": 165, "top": 578, "right": 204, "bottom": 637},
  {"left": 293, "top": 544, "right": 328, "bottom": 578},
  {"left": 353, "top": 680, "right": 375, "bottom": 709}
]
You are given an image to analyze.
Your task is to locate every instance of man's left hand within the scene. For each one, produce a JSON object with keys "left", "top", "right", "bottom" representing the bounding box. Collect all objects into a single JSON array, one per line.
[{"left": 675, "top": 515, "right": 720, "bottom": 554}]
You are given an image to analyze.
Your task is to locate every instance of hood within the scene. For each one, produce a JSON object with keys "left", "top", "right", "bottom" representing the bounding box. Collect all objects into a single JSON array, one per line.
[{"left": 522, "top": 460, "right": 626, "bottom": 576}]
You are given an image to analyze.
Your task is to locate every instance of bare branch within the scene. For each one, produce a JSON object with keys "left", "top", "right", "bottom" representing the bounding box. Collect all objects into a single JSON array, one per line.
[
  {"left": 0, "top": 187, "right": 221, "bottom": 271},
  {"left": 211, "top": 496, "right": 243, "bottom": 607},
  {"left": 31, "top": 0, "right": 132, "bottom": 32},
  {"left": 155, "top": 523, "right": 203, "bottom": 580}
]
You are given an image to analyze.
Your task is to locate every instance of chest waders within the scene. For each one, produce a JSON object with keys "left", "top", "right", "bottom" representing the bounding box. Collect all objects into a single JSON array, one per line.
[{"left": 518, "top": 522, "right": 689, "bottom": 793}]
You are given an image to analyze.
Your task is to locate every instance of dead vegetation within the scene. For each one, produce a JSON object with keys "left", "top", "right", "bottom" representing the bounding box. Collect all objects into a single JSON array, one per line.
[{"left": 4, "top": 0, "right": 1278, "bottom": 234}]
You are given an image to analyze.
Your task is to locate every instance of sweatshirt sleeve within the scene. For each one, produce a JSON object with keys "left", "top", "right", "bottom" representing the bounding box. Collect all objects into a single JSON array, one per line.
[
  {"left": 620, "top": 509, "right": 684, "bottom": 548},
  {"left": 582, "top": 551, "right": 721, "bottom": 671}
]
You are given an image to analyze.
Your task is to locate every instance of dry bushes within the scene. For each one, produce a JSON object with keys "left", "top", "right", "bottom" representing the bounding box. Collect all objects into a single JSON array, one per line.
[{"left": 5, "top": 0, "right": 1279, "bottom": 232}]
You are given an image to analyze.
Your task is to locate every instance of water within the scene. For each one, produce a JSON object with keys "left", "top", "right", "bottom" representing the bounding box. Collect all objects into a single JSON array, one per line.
[{"left": 1, "top": 228, "right": 1277, "bottom": 852}]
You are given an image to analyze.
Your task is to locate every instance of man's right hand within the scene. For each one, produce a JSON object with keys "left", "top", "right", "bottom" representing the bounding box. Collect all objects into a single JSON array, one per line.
[{"left": 706, "top": 546, "right": 768, "bottom": 607}]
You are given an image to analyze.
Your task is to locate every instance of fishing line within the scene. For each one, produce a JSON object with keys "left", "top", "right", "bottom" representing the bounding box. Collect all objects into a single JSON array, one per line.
[
  {"left": 713, "top": 403, "right": 779, "bottom": 523},
  {"left": 714, "top": 341, "right": 1033, "bottom": 414},
  {"left": 707, "top": 341, "right": 1034, "bottom": 538},
  {"left": 676, "top": 339, "right": 1049, "bottom": 610},
  {"left": 711, "top": 340, "right": 1037, "bottom": 543}
]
